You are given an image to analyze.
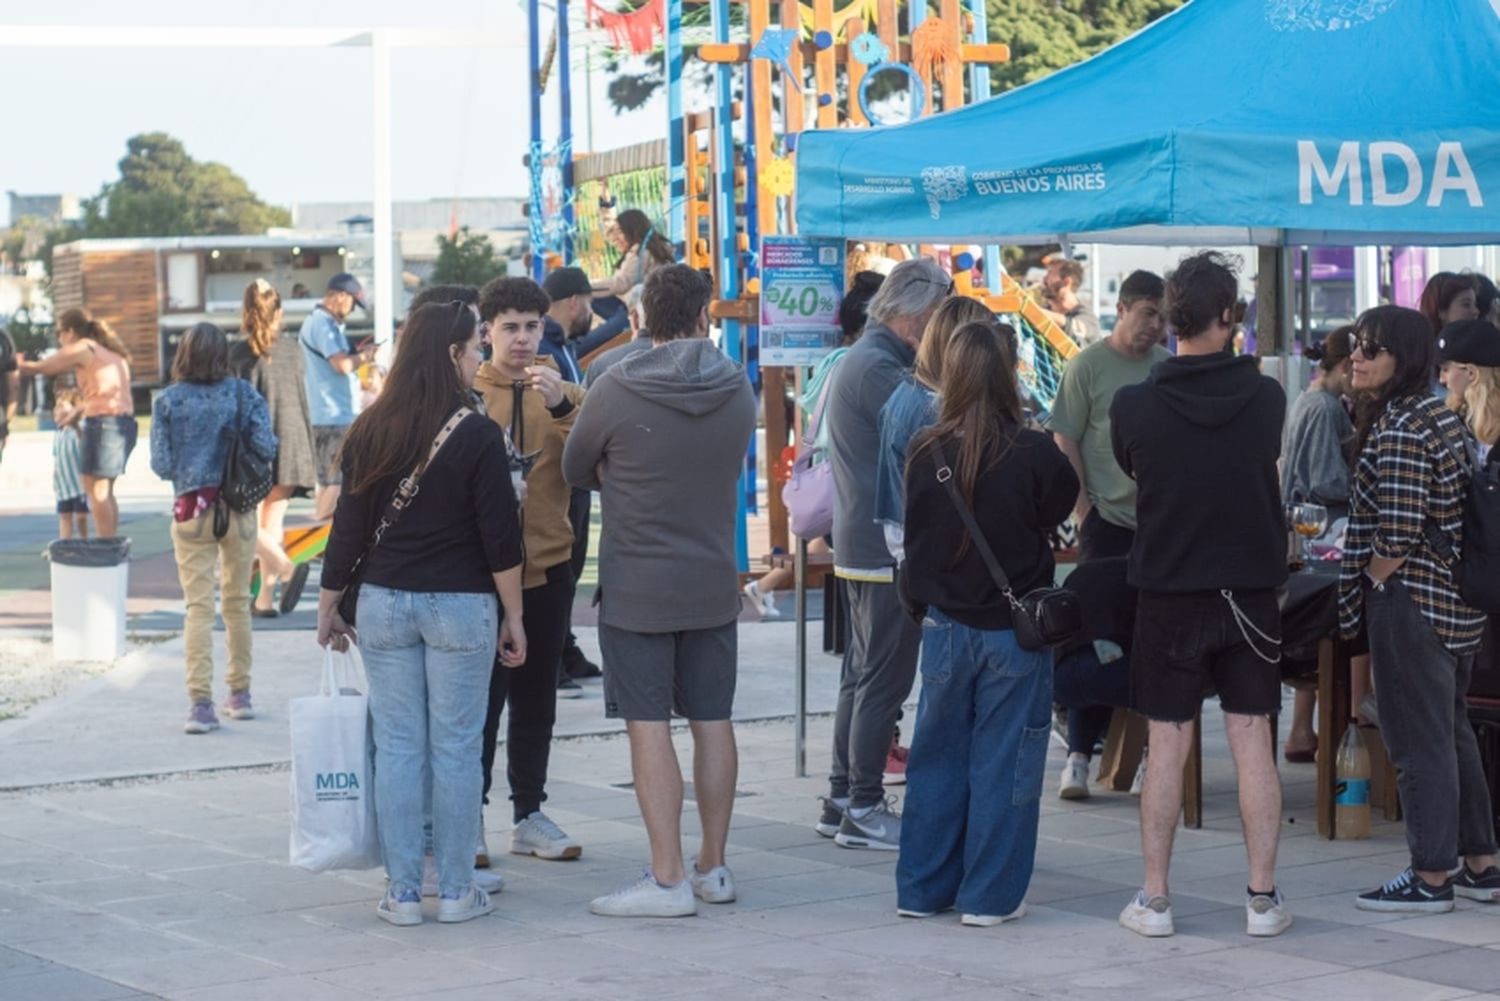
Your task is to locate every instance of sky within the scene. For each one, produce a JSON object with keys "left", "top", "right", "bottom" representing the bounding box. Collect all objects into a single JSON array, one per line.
[{"left": 0, "top": 0, "right": 668, "bottom": 225}]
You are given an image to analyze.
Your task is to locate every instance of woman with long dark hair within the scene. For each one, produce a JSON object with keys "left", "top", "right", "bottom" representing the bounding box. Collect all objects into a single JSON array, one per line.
[
  {"left": 1418, "top": 273, "right": 1479, "bottom": 337},
  {"left": 895, "top": 323, "right": 1078, "bottom": 927},
  {"left": 601, "top": 208, "right": 676, "bottom": 300},
  {"left": 232, "top": 279, "right": 319, "bottom": 617},
  {"left": 19, "top": 308, "right": 139, "bottom": 538},
  {"left": 318, "top": 300, "right": 527, "bottom": 928},
  {"left": 150, "top": 323, "right": 276, "bottom": 733},
  {"left": 1338, "top": 305, "right": 1499, "bottom": 912}
]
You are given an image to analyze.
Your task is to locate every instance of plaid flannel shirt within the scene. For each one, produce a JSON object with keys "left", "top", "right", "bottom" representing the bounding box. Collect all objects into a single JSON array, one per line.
[{"left": 1338, "top": 394, "right": 1485, "bottom": 654}]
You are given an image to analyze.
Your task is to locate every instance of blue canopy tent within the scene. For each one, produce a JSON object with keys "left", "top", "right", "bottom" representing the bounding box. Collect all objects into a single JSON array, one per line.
[{"left": 795, "top": 0, "right": 1500, "bottom": 247}]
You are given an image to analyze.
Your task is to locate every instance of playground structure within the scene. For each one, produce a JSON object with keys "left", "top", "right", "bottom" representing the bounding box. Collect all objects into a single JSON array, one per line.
[{"left": 526, "top": 0, "right": 1082, "bottom": 562}]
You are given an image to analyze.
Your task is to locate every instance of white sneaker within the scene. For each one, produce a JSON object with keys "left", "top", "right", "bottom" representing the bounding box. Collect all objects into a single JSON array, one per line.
[
  {"left": 511, "top": 811, "right": 583, "bottom": 861},
  {"left": 689, "top": 859, "right": 736, "bottom": 904},
  {"left": 589, "top": 869, "right": 696, "bottom": 918},
  {"left": 473, "top": 867, "right": 506, "bottom": 894},
  {"left": 1119, "top": 890, "right": 1174, "bottom": 937},
  {"left": 743, "top": 580, "right": 780, "bottom": 619},
  {"left": 1059, "top": 756, "right": 1091, "bottom": 800},
  {"left": 1247, "top": 889, "right": 1292, "bottom": 937},
  {"left": 1129, "top": 753, "right": 1148, "bottom": 796},
  {"left": 437, "top": 884, "right": 495, "bottom": 923},
  {"left": 961, "top": 903, "right": 1026, "bottom": 927},
  {"left": 376, "top": 888, "right": 422, "bottom": 927}
]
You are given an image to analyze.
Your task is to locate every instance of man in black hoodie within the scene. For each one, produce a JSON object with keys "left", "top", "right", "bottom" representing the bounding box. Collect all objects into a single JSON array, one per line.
[{"left": 1110, "top": 251, "right": 1291, "bottom": 941}]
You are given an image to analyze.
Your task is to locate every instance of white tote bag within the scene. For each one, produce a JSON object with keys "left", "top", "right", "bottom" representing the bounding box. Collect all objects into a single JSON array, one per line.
[{"left": 289, "top": 647, "right": 381, "bottom": 872}]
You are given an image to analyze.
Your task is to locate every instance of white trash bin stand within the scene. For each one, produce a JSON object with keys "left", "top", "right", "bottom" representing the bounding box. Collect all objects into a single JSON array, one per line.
[{"left": 48, "top": 537, "right": 131, "bottom": 662}]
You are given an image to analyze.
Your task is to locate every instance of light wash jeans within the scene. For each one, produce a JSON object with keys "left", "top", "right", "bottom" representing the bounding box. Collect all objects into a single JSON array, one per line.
[
  {"left": 897, "top": 609, "right": 1052, "bottom": 917},
  {"left": 358, "top": 585, "right": 498, "bottom": 897}
]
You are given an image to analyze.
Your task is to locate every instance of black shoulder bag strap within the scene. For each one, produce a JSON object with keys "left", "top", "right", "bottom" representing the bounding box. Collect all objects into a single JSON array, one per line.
[
  {"left": 1415, "top": 407, "right": 1477, "bottom": 565},
  {"left": 931, "top": 448, "right": 1024, "bottom": 615}
]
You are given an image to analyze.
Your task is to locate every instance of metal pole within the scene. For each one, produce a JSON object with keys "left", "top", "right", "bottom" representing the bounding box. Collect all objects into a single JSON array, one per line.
[
  {"left": 794, "top": 536, "right": 808, "bottom": 777},
  {"left": 528, "top": 0, "right": 545, "bottom": 282},
  {"left": 1299, "top": 246, "right": 1312, "bottom": 346},
  {"left": 558, "top": 0, "right": 575, "bottom": 264},
  {"left": 371, "top": 29, "right": 394, "bottom": 344}
]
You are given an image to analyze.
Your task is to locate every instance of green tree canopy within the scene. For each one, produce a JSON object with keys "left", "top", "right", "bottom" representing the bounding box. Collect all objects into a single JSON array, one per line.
[
  {"left": 429, "top": 227, "right": 507, "bottom": 288},
  {"left": 79, "top": 132, "right": 291, "bottom": 237}
]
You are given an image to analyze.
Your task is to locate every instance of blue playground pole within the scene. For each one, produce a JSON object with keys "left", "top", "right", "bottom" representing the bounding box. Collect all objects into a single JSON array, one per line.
[
  {"left": 559, "top": 0, "right": 575, "bottom": 263},
  {"left": 666, "top": 0, "right": 687, "bottom": 248},
  {"left": 967, "top": 0, "right": 1003, "bottom": 285},
  {"left": 528, "top": 0, "right": 545, "bottom": 282},
  {"left": 710, "top": 0, "right": 749, "bottom": 570}
]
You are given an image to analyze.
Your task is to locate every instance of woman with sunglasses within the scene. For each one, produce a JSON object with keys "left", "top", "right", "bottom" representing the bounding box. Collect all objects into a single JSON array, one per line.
[
  {"left": 318, "top": 300, "right": 527, "bottom": 928},
  {"left": 1337, "top": 306, "right": 1499, "bottom": 913}
]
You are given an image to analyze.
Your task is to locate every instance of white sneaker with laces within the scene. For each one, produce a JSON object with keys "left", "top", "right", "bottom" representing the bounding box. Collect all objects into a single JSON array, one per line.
[
  {"left": 589, "top": 869, "right": 696, "bottom": 918},
  {"left": 1059, "top": 756, "right": 1090, "bottom": 800},
  {"left": 1246, "top": 889, "right": 1292, "bottom": 937},
  {"left": 511, "top": 811, "right": 583, "bottom": 860},
  {"left": 376, "top": 888, "right": 422, "bottom": 927},
  {"left": 1119, "top": 890, "right": 1174, "bottom": 937},
  {"left": 689, "top": 859, "right": 736, "bottom": 904},
  {"left": 1129, "top": 753, "right": 1148, "bottom": 796},
  {"left": 438, "top": 884, "right": 494, "bottom": 923}
]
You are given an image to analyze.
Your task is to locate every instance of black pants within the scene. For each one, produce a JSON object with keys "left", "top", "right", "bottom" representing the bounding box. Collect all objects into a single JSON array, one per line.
[
  {"left": 1079, "top": 509, "right": 1134, "bottom": 563},
  {"left": 1054, "top": 645, "right": 1131, "bottom": 756},
  {"left": 481, "top": 562, "right": 574, "bottom": 822}
]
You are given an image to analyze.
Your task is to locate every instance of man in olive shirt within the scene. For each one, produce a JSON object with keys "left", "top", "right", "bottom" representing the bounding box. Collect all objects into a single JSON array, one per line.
[{"left": 1049, "top": 270, "right": 1167, "bottom": 562}]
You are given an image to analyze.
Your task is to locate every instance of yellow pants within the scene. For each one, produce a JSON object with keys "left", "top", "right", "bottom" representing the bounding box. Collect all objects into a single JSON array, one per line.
[{"left": 170, "top": 509, "right": 255, "bottom": 704}]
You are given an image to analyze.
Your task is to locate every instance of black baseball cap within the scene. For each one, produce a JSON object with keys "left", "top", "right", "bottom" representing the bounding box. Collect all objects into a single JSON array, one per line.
[
  {"left": 327, "top": 273, "right": 368, "bottom": 310},
  {"left": 542, "top": 267, "right": 593, "bottom": 303},
  {"left": 1437, "top": 319, "right": 1500, "bottom": 367}
]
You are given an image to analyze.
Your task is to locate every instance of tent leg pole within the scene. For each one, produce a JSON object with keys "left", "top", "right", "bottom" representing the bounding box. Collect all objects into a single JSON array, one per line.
[{"left": 794, "top": 536, "right": 808, "bottom": 778}]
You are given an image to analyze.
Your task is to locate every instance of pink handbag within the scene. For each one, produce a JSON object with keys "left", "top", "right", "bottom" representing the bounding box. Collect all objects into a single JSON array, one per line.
[{"left": 782, "top": 383, "right": 836, "bottom": 540}]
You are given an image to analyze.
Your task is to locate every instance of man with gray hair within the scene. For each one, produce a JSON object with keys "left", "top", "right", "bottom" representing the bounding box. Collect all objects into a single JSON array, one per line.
[{"left": 819, "top": 256, "right": 951, "bottom": 851}]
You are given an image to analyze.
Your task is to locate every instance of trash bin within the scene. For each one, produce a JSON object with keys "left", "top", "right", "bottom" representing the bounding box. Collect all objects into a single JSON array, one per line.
[{"left": 47, "top": 537, "right": 131, "bottom": 662}]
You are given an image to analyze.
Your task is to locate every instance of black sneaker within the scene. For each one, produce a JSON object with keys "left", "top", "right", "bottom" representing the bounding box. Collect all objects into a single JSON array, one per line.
[
  {"left": 1355, "top": 867, "right": 1455, "bottom": 913},
  {"left": 563, "top": 643, "right": 602, "bottom": 679},
  {"left": 1452, "top": 864, "right": 1500, "bottom": 903},
  {"left": 815, "top": 796, "right": 846, "bottom": 838},
  {"left": 280, "top": 562, "right": 312, "bottom": 615},
  {"left": 557, "top": 677, "right": 584, "bottom": 700}
]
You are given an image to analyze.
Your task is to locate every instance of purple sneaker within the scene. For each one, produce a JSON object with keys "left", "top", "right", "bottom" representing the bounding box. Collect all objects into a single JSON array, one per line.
[
  {"left": 184, "top": 701, "right": 220, "bottom": 734},
  {"left": 222, "top": 690, "right": 254, "bottom": 720}
]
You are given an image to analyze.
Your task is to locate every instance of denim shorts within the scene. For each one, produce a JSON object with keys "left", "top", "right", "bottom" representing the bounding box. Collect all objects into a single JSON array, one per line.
[
  {"left": 81, "top": 415, "right": 139, "bottom": 478},
  {"left": 1131, "top": 588, "right": 1282, "bottom": 722}
]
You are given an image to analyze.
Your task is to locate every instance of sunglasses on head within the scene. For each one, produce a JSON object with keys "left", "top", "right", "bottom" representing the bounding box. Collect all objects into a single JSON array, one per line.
[{"left": 916, "top": 276, "right": 956, "bottom": 296}]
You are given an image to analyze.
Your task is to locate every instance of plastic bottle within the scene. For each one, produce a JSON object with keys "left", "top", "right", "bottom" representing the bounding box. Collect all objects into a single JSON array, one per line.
[{"left": 1335, "top": 725, "right": 1372, "bottom": 840}]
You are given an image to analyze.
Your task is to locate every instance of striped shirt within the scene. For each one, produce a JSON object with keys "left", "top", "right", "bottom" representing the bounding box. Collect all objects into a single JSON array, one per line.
[
  {"left": 1338, "top": 394, "right": 1486, "bottom": 654},
  {"left": 53, "top": 425, "right": 85, "bottom": 501}
]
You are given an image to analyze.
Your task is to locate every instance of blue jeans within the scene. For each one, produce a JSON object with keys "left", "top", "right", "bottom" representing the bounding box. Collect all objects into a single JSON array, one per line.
[
  {"left": 358, "top": 585, "right": 498, "bottom": 897},
  {"left": 897, "top": 609, "right": 1052, "bottom": 916}
]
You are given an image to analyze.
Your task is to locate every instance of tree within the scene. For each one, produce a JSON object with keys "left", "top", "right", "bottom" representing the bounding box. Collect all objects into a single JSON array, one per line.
[
  {"left": 79, "top": 132, "right": 291, "bottom": 238},
  {"left": 430, "top": 227, "right": 508, "bottom": 288},
  {"left": 602, "top": 0, "right": 1183, "bottom": 111}
]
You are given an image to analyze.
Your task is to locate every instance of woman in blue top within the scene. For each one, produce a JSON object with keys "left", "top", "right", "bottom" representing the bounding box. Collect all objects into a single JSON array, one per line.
[{"left": 150, "top": 323, "right": 276, "bottom": 734}]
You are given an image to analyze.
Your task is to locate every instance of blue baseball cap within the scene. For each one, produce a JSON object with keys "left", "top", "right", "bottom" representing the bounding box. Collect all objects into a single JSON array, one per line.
[{"left": 327, "top": 273, "right": 367, "bottom": 310}]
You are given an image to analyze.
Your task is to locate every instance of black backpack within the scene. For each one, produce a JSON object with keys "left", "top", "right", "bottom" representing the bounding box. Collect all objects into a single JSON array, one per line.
[
  {"left": 1423, "top": 418, "right": 1500, "bottom": 614},
  {"left": 214, "top": 380, "right": 274, "bottom": 538}
]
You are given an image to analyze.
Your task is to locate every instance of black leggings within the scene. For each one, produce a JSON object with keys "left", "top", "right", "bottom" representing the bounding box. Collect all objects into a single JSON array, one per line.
[{"left": 481, "top": 561, "right": 574, "bottom": 822}]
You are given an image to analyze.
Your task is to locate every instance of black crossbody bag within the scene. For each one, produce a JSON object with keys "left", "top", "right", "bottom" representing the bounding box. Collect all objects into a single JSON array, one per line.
[
  {"left": 336, "top": 409, "right": 471, "bottom": 626},
  {"left": 931, "top": 450, "right": 1082, "bottom": 651}
]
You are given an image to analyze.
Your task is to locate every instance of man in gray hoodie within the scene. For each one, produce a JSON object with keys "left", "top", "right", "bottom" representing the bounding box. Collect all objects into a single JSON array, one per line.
[
  {"left": 563, "top": 264, "right": 756, "bottom": 918},
  {"left": 821, "top": 257, "right": 951, "bottom": 852}
]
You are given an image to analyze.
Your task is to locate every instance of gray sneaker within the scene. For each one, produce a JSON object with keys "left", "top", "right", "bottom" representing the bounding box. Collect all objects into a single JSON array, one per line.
[
  {"left": 184, "top": 701, "right": 219, "bottom": 734},
  {"left": 834, "top": 798, "right": 902, "bottom": 851},
  {"left": 815, "top": 796, "right": 847, "bottom": 838}
]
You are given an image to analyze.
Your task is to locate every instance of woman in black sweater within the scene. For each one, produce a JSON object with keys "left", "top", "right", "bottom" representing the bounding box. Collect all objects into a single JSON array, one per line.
[
  {"left": 318, "top": 300, "right": 526, "bottom": 929},
  {"left": 896, "top": 322, "right": 1078, "bottom": 928}
]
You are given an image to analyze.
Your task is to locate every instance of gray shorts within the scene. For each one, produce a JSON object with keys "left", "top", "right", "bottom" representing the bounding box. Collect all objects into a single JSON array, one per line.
[
  {"left": 598, "top": 619, "right": 738, "bottom": 722},
  {"left": 312, "top": 425, "right": 348, "bottom": 486}
]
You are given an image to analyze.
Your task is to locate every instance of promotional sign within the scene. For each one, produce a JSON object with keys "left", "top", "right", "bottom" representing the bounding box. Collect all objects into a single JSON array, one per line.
[{"left": 759, "top": 236, "right": 845, "bottom": 366}]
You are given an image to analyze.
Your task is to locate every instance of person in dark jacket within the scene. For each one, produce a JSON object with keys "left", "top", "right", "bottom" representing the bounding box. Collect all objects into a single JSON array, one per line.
[
  {"left": 897, "top": 322, "right": 1076, "bottom": 926},
  {"left": 819, "top": 257, "right": 952, "bottom": 852},
  {"left": 1053, "top": 557, "right": 1137, "bottom": 800},
  {"left": 1110, "top": 251, "right": 1291, "bottom": 940}
]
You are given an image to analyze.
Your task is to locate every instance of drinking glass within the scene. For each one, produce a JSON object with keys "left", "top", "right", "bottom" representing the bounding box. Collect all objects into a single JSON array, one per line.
[{"left": 1287, "top": 502, "right": 1328, "bottom": 573}]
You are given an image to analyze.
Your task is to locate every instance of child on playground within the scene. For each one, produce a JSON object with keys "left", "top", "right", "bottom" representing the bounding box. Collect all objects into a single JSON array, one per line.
[{"left": 52, "top": 390, "right": 89, "bottom": 539}]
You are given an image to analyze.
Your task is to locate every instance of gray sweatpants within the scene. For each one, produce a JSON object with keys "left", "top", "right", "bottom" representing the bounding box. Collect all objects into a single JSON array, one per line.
[
  {"left": 829, "top": 578, "right": 922, "bottom": 808},
  {"left": 1366, "top": 577, "right": 1497, "bottom": 872}
]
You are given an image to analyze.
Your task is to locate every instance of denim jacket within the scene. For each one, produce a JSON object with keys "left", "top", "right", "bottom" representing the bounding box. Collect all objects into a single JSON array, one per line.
[{"left": 151, "top": 378, "right": 277, "bottom": 496}]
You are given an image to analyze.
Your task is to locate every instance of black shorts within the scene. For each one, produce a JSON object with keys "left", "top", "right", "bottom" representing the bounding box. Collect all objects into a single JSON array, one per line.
[
  {"left": 1131, "top": 589, "right": 1282, "bottom": 722},
  {"left": 598, "top": 618, "right": 737, "bottom": 722}
]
